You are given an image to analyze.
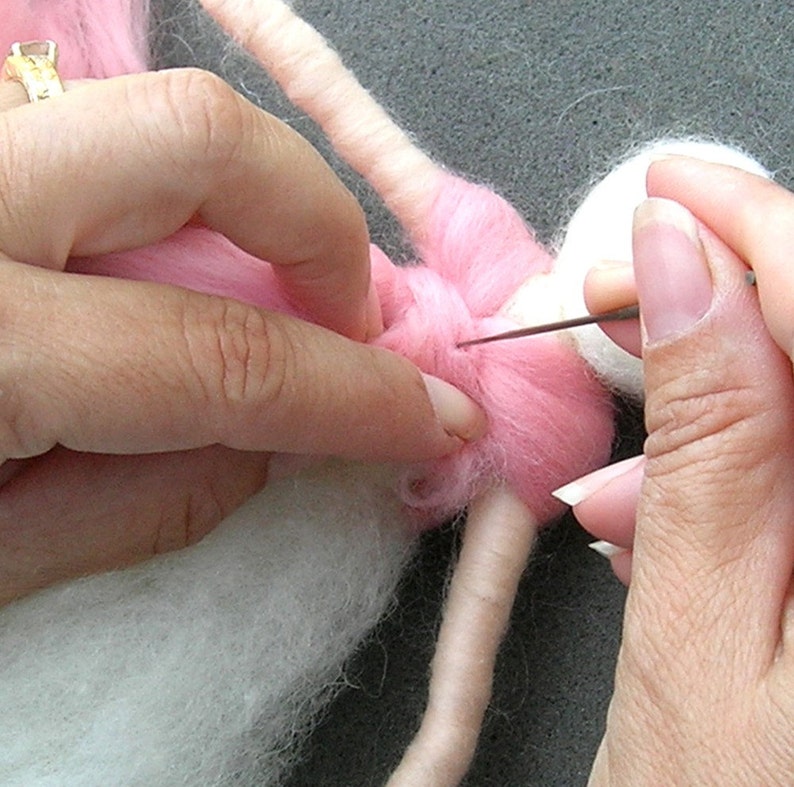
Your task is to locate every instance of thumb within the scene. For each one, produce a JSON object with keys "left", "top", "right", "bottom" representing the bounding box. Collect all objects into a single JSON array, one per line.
[{"left": 629, "top": 198, "right": 794, "bottom": 666}]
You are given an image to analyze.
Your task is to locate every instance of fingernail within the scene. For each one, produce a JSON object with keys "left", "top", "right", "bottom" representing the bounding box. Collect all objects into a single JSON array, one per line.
[
  {"left": 591, "top": 259, "right": 632, "bottom": 272},
  {"left": 421, "top": 374, "right": 488, "bottom": 442},
  {"left": 633, "top": 199, "right": 713, "bottom": 343},
  {"left": 648, "top": 152, "right": 689, "bottom": 164},
  {"left": 552, "top": 454, "right": 644, "bottom": 507},
  {"left": 365, "top": 278, "right": 384, "bottom": 340},
  {"left": 588, "top": 540, "right": 628, "bottom": 559}
]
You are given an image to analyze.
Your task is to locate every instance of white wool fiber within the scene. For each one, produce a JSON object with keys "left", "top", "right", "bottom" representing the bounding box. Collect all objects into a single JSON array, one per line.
[
  {"left": 554, "top": 138, "right": 769, "bottom": 399},
  {"left": 0, "top": 461, "right": 413, "bottom": 786}
]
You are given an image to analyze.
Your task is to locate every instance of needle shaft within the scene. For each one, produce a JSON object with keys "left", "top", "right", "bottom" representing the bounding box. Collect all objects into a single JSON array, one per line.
[{"left": 456, "top": 304, "right": 640, "bottom": 347}]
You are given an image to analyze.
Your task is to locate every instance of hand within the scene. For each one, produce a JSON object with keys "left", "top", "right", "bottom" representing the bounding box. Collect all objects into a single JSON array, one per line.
[
  {"left": 0, "top": 70, "right": 485, "bottom": 604},
  {"left": 565, "top": 160, "right": 794, "bottom": 583},
  {"left": 560, "top": 160, "right": 794, "bottom": 782}
]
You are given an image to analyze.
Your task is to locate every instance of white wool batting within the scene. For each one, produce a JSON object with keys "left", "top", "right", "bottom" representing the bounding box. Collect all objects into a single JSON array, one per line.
[{"left": 0, "top": 462, "right": 413, "bottom": 786}]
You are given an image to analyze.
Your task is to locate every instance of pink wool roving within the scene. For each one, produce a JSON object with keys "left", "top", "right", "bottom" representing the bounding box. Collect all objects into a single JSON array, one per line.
[
  {"left": 4, "top": 0, "right": 149, "bottom": 78},
  {"left": 371, "top": 177, "right": 614, "bottom": 523},
  {"left": 92, "top": 171, "right": 615, "bottom": 526}
]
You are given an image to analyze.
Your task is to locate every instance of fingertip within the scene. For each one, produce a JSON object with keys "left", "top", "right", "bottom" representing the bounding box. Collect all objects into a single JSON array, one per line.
[
  {"left": 554, "top": 455, "right": 644, "bottom": 548},
  {"left": 552, "top": 454, "right": 644, "bottom": 508},
  {"left": 584, "top": 260, "right": 637, "bottom": 315},
  {"left": 645, "top": 154, "right": 794, "bottom": 359},
  {"left": 646, "top": 151, "right": 769, "bottom": 198},
  {"left": 421, "top": 374, "right": 488, "bottom": 444},
  {"left": 587, "top": 541, "right": 632, "bottom": 585},
  {"left": 611, "top": 549, "right": 633, "bottom": 586},
  {"left": 597, "top": 318, "right": 642, "bottom": 358},
  {"left": 583, "top": 261, "right": 642, "bottom": 356},
  {"left": 589, "top": 540, "right": 627, "bottom": 559},
  {"left": 633, "top": 198, "right": 712, "bottom": 344}
]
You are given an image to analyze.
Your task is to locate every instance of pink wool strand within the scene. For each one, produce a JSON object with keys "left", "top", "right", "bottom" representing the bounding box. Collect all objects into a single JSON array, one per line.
[
  {"left": 0, "top": 2, "right": 301, "bottom": 318},
  {"left": 0, "top": 3, "right": 615, "bottom": 521},
  {"left": 194, "top": 2, "right": 615, "bottom": 524},
  {"left": 188, "top": 9, "right": 616, "bottom": 782},
  {"left": 371, "top": 175, "right": 614, "bottom": 524},
  {"left": 198, "top": 0, "right": 445, "bottom": 244}
]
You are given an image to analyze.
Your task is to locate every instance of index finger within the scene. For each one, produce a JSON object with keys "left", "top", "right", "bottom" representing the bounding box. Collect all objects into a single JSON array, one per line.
[
  {"left": 648, "top": 158, "right": 794, "bottom": 358},
  {"left": 0, "top": 68, "right": 373, "bottom": 339}
]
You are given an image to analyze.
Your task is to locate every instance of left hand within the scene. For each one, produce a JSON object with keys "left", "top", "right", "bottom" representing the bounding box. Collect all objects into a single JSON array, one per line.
[{"left": 0, "top": 70, "right": 485, "bottom": 603}]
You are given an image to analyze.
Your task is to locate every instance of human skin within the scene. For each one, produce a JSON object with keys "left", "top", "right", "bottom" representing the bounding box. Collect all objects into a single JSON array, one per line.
[
  {"left": 0, "top": 71, "right": 485, "bottom": 604},
  {"left": 561, "top": 160, "right": 794, "bottom": 783},
  {"left": 570, "top": 161, "right": 794, "bottom": 585}
]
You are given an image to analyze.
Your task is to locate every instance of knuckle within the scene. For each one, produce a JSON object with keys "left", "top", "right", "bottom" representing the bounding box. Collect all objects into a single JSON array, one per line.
[
  {"left": 641, "top": 346, "right": 794, "bottom": 559},
  {"left": 181, "top": 295, "right": 290, "bottom": 426},
  {"left": 645, "top": 367, "right": 767, "bottom": 463},
  {"left": 148, "top": 68, "right": 248, "bottom": 176}
]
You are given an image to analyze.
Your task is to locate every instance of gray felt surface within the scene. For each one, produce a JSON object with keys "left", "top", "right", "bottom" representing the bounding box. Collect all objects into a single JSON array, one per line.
[{"left": 152, "top": 1, "right": 793, "bottom": 785}]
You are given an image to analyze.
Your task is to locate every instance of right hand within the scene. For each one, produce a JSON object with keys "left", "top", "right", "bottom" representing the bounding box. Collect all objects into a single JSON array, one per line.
[
  {"left": 567, "top": 160, "right": 794, "bottom": 784},
  {"left": 568, "top": 160, "right": 794, "bottom": 584}
]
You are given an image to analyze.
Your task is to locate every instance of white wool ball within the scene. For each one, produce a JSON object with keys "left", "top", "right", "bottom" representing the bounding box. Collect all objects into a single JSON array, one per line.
[{"left": 553, "top": 138, "right": 769, "bottom": 398}]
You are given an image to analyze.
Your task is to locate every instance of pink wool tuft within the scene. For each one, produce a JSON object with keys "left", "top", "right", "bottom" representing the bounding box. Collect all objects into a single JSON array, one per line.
[
  {"left": 372, "top": 175, "right": 614, "bottom": 524},
  {"left": 3, "top": 0, "right": 149, "bottom": 78},
  {"left": 1, "top": 0, "right": 614, "bottom": 529},
  {"left": 75, "top": 227, "right": 297, "bottom": 315}
]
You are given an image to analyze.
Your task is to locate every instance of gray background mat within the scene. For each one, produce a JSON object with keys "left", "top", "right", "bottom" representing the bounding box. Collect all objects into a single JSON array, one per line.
[{"left": 152, "top": 1, "right": 793, "bottom": 784}]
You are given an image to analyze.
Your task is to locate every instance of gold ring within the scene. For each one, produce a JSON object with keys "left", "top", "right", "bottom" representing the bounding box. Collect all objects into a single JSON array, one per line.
[{"left": 3, "top": 40, "right": 65, "bottom": 103}]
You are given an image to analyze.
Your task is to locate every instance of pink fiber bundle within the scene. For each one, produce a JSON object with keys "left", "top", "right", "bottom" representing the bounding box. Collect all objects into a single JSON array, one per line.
[
  {"left": 3, "top": 0, "right": 150, "bottom": 78},
  {"left": 1, "top": 0, "right": 614, "bottom": 527},
  {"left": 373, "top": 175, "right": 614, "bottom": 523},
  {"left": 3, "top": 1, "right": 300, "bottom": 314}
]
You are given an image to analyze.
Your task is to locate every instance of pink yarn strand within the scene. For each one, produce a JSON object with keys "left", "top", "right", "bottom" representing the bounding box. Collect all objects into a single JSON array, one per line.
[
  {"left": 388, "top": 486, "right": 539, "bottom": 786},
  {"left": 198, "top": 0, "right": 445, "bottom": 243}
]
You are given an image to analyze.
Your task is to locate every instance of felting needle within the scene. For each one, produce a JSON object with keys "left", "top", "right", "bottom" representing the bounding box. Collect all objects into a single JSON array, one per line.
[{"left": 456, "top": 304, "right": 640, "bottom": 348}]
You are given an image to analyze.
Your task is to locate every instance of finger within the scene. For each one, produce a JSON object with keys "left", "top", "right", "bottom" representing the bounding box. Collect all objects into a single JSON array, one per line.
[
  {"left": 0, "top": 263, "right": 485, "bottom": 463},
  {"left": 554, "top": 455, "right": 643, "bottom": 587},
  {"left": 629, "top": 198, "right": 794, "bottom": 671},
  {"left": 0, "top": 79, "right": 32, "bottom": 110},
  {"left": 584, "top": 260, "right": 637, "bottom": 314},
  {"left": 648, "top": 157, "right": 794, "bottom": 358},
  {"left": 609, "top": 549, "right": 632, "bottom": 586},
  {"left": 553, "top": 455, "right": 643, "bottom": 548},
  {"left": 584, "top": 260, "right": 642, "bottom": 356},
  {"left": 0, "top": 445, "right": 270, "bottom": 604},
  {"left": 0, "top": 69, "right": 373, "bottom": 339},
  {"left": 0, "top": 77, "right": 89, "bottom": 112}
]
